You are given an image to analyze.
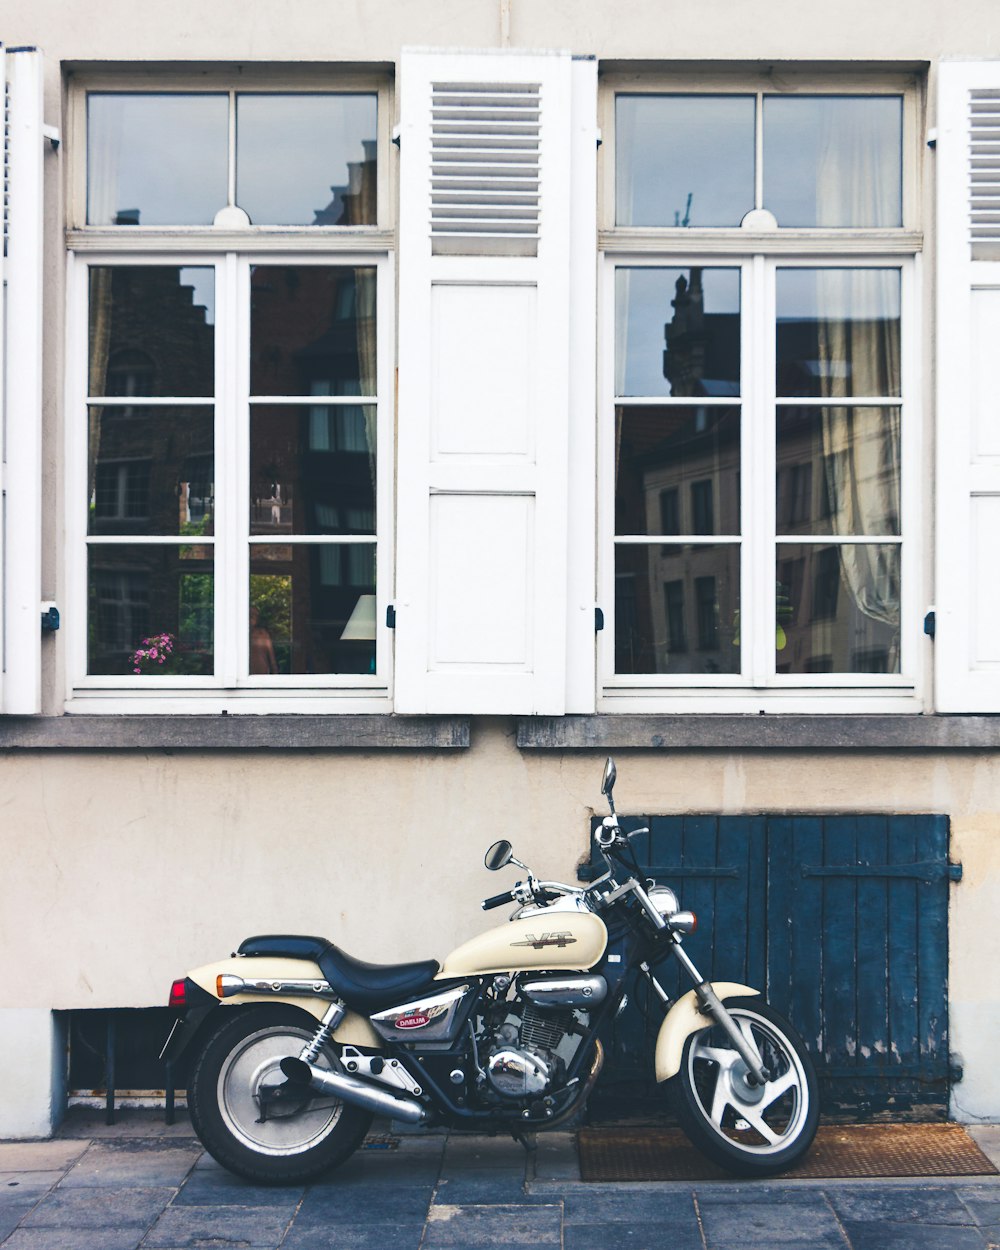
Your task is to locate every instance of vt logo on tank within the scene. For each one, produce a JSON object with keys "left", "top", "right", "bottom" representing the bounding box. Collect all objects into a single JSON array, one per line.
[{"left": 510, "top": 932, "right": 577, "bottom": 950}]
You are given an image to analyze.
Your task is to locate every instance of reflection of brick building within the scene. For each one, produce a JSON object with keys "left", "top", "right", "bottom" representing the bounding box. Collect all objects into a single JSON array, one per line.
[
  {"left": 88, "top": 268, "right": 215, "bottom": 673},
  {"left": 248, "top": 264, "right": 376, "bottom": 674}
]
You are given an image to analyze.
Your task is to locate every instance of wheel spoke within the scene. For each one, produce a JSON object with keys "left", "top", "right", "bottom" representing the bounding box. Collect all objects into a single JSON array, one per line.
[
  {"left": 736, "top": 1105, "right": 781, "bottom": 1146},
  {"left": 736, "top": 1017, "right": 765, "bottom": 1067},
  {"left": 693, "top": 1044, "right": 739, "bottom": 1069},
  {"left": 709, "top": 1068, "right": 732, "bottom": 1127},
  {"left": 760, "top": 1068, "right": 798, "bottom": 1111}
]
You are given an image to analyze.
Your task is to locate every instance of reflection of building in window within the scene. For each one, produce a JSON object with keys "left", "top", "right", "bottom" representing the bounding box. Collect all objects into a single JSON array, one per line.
[
  {"left": 105, "top": 347, "right": 156, "bottom": 398},
  {"left": 659, "top": 487, "right": 680, "bottom": 536},
  {"left": 179, "top": 454, "right": 215, "bottom": 526},
  {"left": 852, "top": 647, "right": 891, "bottom": 673},
  {"left": 664, "top": 579, "right": 687, "bottom": 653},
  {"left": 690, "top": 478, "right": 714, "bottom": 535},
  {"left": 805, "top": 654, "right": 834, "bottom": 674},
  {"left": 695, "top": 575, "right": 719, "bottom": 649},
  {"left": 812, "top": 547, "right": 841, "bottom": 620},
  {"left": 94, "top": 460, "right": 151, "bottom": 521},
  {"left": 778, "top": 462, "right": 813, "bottom": 528},
  {"left": 92, "top": 569, "right": 150, "bottom": 659}
]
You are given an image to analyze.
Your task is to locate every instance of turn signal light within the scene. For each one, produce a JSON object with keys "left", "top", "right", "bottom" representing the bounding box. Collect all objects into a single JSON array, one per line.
[
  {"left": 168, "top": 979, "right": 187, "bottom": 1008},
  {"left": 670, "top": 911, "right": 697, "bottom": 934}
]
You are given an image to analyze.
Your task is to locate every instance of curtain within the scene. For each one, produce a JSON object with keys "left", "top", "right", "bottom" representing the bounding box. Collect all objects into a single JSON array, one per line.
[{"left": 815, "top": 113, "right": 901, "bottom": 661}]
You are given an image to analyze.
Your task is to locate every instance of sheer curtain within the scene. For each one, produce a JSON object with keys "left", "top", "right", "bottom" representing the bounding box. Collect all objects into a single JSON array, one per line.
[{"left": 815, "top": 115, "right": 902, "bottom": 661}]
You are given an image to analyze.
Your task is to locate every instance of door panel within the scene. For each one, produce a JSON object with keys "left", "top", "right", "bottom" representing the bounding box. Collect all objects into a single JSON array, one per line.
[{"left": 585, "top": 812, "right": 957, "bottom": 1119}]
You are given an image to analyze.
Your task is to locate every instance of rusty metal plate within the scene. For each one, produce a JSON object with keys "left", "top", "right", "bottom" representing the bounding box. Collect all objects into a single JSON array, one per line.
[{"left": 577, "top": 1123, "right": 999, "bottom": 1181}]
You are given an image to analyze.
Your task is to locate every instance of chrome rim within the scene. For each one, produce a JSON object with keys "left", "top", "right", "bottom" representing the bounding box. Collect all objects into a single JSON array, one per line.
[
  {"left": 686, "top": 1007, "right": 810, "bottom": 1157},
  {"left": 217, "top": 1024, "right": 344, "bottom": 1157}
]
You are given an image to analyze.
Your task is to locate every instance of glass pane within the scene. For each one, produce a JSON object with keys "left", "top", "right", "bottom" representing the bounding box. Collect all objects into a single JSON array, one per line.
[
  {"left": 87, "top": 94, "right": 228, "bottom": 226},
  {"left": 250, "top": 405, "right": 375, "bottom": 535},
  {"left": 87, "top": 545, "right": 214, "bottom": 675},
  {"left": 616, "top": 267, "right": 741, "bottom": 397},
  {"left": 616, "top": 95, "right": 755, "bottom": 227},
  {"left": 763, "top": 95, "right": 902, "bottom": 227},
  {"left": 775, "top": 268, "right": 900, "bottom": 399},
  {"left": 615, "top": 543, "right": 740, "bottom": 675},
  {"left": 775, "top": 543, "right": 900, "bottom": 674},
  {"left": 249, "top": 544, "right": 376, "bottom": 675},
  {"left": 776, "top": 407, "right": 900, "bottom": 537},
  {"left": 237, "top": 94, "right": 377, "bottom": 226},
  {"left": 615, "top": 405, "right": 740, "bottom": 536},
  {"left": 89, "top": 406, "right": 214, "bottom": 536},
  {"left": 250, "top": 266, "right": 377, "bottom": 397},
  {"left": 88, "top": 267, "right": 215, "bottom": 398}
]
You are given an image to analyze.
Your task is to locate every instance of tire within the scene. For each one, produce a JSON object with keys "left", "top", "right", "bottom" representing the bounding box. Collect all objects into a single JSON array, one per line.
[
  {"left": 667, "top": 996, "right": 819, "bottom": 1178},
  {"left": 187, "top": 1005, "right": 373, "bottom": 1184}
]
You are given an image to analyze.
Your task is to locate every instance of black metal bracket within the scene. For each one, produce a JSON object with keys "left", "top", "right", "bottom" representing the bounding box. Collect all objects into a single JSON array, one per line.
[
  {"left": 386, "top": 605, "right": 396, "bottom": 629},
  {"left": 595, "top": 607, "right": 604, "bottom": 632},
  {"left": 801, "top": 860, "right": 962, "bottom": 884},
  {"left": 924, "top": 610, "right": 936, "bottom": 638},
  {"left": 41, "top": 605, "right": 60, "bottom": 632}
]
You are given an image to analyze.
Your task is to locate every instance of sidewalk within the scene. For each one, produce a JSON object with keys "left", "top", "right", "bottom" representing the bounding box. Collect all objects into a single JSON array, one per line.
[{"left": 0, "top": 1111, "right": 997, "bottom": 1250}]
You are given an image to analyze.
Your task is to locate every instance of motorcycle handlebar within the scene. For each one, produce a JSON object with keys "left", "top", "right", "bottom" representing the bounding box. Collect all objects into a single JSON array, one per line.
[{"left": 482, "top": 889, "right": 514, "bottom": 911}]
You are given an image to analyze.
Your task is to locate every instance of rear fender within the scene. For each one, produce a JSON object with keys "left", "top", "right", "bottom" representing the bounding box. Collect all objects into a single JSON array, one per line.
[
  {"left": 654, "top": 982, "right": 760, "bottom": 1082},
  {"left": 187, "top": 956, "right": 383, "bottom": 1048}
]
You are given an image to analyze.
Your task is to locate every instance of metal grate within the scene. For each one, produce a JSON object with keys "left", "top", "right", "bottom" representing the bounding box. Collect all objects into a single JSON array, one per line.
[
  {"left": 430, "top": 80, "right": 541, "bottom": 256},
  {"left": 970, "top": 88, "right": 1000, "bottom": 246},
  {"left": 578, "top": 1123, "right": 999, "bottom": 1181}
]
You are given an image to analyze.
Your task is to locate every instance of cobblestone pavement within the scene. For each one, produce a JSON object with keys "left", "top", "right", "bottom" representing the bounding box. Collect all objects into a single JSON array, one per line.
[{"left": 0, "top": 1111, "right": 997, "bottom": 1250}]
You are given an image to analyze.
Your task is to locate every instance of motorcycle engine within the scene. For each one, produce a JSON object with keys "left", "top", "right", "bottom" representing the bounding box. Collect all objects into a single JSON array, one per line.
[{"left": 483, "top": 1004, "right": 575, "bottom": 1099}]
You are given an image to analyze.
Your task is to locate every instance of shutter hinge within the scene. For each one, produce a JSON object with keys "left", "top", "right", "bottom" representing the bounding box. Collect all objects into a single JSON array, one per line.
[
  {"left": 949, "top": 862, "right": 963, "bottom": 883},
  {"left": 386, "top": 604, "right": 396, "bottom": 629},
  {"left": 595, "top": 607, "right": 604, "bottom": 632},
  {"left": 43, "top": 125, "right": 61, "bottom": 151},
  {"left": 926, "top": 127, "right": 937, "bottom": 150},
  {"left": 950, "top": 1055, "right": 964, "bottom": 1084},
  {"left": 924, "top": 609, "right": 936, "bottom": 639},
  {"left": 391, "top": 124, "right": 401, "bottom": 148},
  {"left": 41, "top": 603, "right": 60, "bottom": 632}
]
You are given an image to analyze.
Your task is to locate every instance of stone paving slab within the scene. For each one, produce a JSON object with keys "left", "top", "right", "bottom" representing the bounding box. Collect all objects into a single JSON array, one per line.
[
  {"left": 58, "top": 1140, "right": 201, "bottom": 1189},
  {"left": 142, "top": 1203, "right": 294, "bottom": 1249},
  {"left": 423, "top": 1202, "right": 563, "bottom": 1246},
  {"left": 0, "top": 1140, "right": 89, "bottom": 1171}
]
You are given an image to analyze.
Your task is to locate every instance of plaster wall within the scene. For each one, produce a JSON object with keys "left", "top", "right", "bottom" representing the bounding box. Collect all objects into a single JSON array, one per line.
[{"left": 1, "top": 730, "right": 997, "bottom": 1117}]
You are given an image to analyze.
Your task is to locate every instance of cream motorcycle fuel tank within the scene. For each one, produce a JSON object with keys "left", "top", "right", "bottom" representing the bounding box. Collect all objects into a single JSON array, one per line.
[{"left": 438, "top": 910, "right": 608, "bottom": 977}]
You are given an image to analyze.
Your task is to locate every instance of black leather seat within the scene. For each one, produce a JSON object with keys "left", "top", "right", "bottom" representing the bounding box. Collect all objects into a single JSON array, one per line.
[{"left": 237, "top": 934, "right": 441, "bottom": 1015}]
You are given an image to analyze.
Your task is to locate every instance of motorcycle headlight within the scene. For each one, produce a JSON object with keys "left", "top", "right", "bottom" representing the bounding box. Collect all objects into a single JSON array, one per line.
[{"left": 647, "top": 886, "right": 680, "bottom": 918}]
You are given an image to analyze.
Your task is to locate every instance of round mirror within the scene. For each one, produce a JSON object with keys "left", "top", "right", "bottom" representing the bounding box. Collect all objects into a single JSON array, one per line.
[
  {"left": 601, "top": 757, "right": 617, "bottom": 797},
  {"left": 484, "top": 840, "right": 513, "bottom": 872}
]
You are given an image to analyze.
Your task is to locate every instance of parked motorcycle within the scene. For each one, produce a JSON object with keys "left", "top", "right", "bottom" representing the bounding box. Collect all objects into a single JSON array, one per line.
[{"left": 161, "top": 759, "right": 818, "bottom": 1181}]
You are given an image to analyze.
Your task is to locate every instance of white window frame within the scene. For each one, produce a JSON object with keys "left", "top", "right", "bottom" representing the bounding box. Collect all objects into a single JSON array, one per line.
[
  {"left": 598, "top": 72, "right": 924, "bottom": 714},
  {"left": 64, "top": 71, "right": 396, "bottom": 714}
]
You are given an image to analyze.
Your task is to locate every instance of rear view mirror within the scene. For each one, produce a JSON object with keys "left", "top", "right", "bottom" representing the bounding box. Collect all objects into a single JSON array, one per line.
[
  {"left": 601, "top": 757, "right": 617, "bottom": 797},
  {"left": 484, "top": 840, "right": 513, "bottom": 871}
]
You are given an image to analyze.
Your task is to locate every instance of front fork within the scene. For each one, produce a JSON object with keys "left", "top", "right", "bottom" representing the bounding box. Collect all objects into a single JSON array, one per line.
[{"left": 643, "top": 938, "right": 770, "bottom": 1086}]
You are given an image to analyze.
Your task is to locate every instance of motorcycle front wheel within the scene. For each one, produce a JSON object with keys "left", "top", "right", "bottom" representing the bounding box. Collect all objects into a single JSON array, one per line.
[
  {"left": 668, "top": 996, "right": 819, "bottom": 1178},
  {"left": 187, "top": 1005, "right": 373, "bottom": 1184}
]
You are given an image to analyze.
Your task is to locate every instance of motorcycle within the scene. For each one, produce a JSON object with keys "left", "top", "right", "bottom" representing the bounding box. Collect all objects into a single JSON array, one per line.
[{"left": 161, "top": 758, "right": 818, "bottom": 1182}]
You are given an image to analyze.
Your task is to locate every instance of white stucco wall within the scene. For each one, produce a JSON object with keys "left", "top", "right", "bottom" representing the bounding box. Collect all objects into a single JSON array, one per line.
[{"left": 1, "top": 730, "right": 997, "bottom": 1121}]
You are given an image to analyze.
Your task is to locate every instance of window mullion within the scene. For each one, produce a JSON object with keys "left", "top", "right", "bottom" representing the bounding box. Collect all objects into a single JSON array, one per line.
[
  {"left": 215, "top": 251, "right": 243, "bottom": 688},
  {"left": 749, "top": 254, "right": 775, "bottom": 685}
]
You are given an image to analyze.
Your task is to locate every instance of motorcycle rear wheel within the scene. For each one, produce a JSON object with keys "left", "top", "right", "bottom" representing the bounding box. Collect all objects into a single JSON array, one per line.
[
  {"left": 188, "top": 1005, "right": 373, "bottom": 1184},
  {"left": 668, "top": 996, "right": 819, "bottom": 1178}
]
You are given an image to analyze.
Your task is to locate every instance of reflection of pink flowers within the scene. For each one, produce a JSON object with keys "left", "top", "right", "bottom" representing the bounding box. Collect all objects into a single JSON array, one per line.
[{"left": 130, "top": 633, "right": 175, "bottom": 675}]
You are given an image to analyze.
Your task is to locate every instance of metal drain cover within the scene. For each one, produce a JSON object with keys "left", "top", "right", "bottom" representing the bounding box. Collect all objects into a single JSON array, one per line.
[{"left": 577, "top": 1123, "right": 998, "bottom": 1181}]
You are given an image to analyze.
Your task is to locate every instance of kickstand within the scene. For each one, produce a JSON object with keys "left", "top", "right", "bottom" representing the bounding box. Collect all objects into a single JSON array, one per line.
[{"left": 511, "top": 1130, "right": 537, "bottom": 1155}]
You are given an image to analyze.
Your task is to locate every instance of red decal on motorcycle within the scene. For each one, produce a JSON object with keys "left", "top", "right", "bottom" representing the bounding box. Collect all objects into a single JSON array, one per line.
[
  {"left": 510, "top": 932, "right": 577, "bottom": 951},
  {"left": 395, "top": 1013, "right": 431, "bottom": 1030}
]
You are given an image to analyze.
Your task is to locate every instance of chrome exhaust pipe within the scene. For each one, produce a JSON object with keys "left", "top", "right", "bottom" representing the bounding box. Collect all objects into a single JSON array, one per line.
[{"left": 280, "top": 1056, "right": 429, "bottom": 1125}]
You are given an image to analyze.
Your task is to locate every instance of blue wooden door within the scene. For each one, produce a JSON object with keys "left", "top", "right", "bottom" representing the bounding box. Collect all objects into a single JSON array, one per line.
[{"left": 585, "top": 813, "right": 959, "bottom": 1119}]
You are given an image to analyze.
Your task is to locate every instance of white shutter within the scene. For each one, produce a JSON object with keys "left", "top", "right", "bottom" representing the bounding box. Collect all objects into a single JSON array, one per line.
[
  {"left": 395, "top": 49, "right": 594, "bottom": 714},
  {"left": 1, "top": 47, "right": 44, "bottom": 715},
  {"left": 935, "top": 62, "right": 1000, "bottom": 711}
]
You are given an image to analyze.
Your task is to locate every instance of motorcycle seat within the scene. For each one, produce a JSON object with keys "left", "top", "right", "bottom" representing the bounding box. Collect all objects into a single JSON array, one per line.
[{"left": 237, "top": 933, "right": 441, "bottom": 1015}]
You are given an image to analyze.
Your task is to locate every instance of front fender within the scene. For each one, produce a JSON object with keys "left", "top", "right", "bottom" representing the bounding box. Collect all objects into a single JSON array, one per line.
[
  {"left": 187, "top": 956, "right": 383, "bottom": 1049},
  {"left": 654, "top": 982, "right": 760, "bottom": 1082}
]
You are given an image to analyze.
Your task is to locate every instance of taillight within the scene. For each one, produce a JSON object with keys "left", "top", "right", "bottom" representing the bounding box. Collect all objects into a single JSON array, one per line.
[{"left": 168, "top": 978, "right": 187, "bottom": 1008}]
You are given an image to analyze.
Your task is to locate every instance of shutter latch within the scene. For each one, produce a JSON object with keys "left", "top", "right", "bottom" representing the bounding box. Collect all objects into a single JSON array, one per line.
[{"left": 924, "top": 609, "right": 936, "bottom": 639}]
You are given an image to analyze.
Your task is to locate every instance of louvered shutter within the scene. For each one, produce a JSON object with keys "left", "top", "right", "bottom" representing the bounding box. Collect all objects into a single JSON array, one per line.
[
  {"left": 1, "top": 47, "right": 44, "bottom": 714},
  {"left": 395, "top": 50, "right": 596, "bottom": 714},
  {"left": 935, "top": 62, "right": 1000, "bottom": 711}
]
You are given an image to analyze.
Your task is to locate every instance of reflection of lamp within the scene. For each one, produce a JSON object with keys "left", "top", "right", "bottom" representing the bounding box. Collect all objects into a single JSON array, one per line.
[{"left": 339, "top": 594, "right": 377, "bottom": 640}]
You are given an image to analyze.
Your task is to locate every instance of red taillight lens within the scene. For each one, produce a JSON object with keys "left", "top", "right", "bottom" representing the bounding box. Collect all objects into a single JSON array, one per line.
[{"left": 169, "top": 978, "right": 187, "bottom": 1008}]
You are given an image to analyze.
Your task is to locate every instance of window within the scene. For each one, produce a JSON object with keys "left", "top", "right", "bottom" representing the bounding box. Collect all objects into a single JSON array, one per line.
[
  {"left": 602, "top": 74, "right": 919, "bottom": 710},
  {"left": 69, "top": 76, "right": 392, "bottom": 710}
]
